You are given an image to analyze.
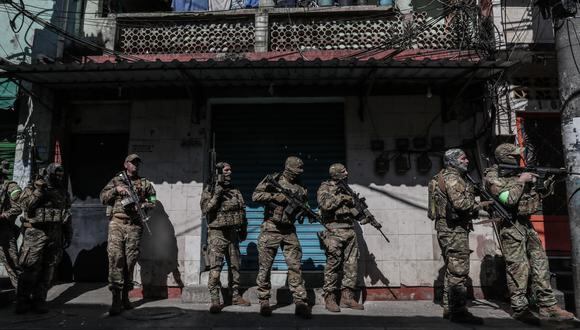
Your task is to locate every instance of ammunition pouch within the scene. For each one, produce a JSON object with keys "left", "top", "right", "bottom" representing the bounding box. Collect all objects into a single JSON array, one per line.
[
  {"left": 28, "top": 207, "right": 66, "bottom": 224},
  {"left": 209, "top": 209, "right": 245, "bottom": 228},
  {"left": 517, "top": 193, "right": 540, "bottom": 216},
  {"left": 268, "top": 204, "right": 295, "bottom": 226}
]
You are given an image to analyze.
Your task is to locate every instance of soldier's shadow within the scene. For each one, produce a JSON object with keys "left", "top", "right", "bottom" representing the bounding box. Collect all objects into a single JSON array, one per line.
[
  {"left": 138, "top": 201, "right": 183, "bottom": 301},
  {"left": 356, "top": 223, "right": 390, "bottom": 302}
]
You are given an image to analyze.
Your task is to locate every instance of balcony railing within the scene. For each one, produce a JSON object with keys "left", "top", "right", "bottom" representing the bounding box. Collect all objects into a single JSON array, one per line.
[{"left": 113, "top": 4, "right": 490, "bottom": 56}]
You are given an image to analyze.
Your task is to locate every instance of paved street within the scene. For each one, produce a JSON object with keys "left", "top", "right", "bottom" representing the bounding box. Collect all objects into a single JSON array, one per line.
[{"left": 0, "top": 283, "right": 575, "bottom": 329}]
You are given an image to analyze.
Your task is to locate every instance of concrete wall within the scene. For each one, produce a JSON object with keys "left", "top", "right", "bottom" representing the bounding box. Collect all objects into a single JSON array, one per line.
[
  {"left": 343, "top": 95, "right": 498, "bottom": 288},
  {"left": 6, "top": 94, "right": 499, "bottom": 294},
  {"left": 126, "top": 99, "right": 206, "bottom": 294}
]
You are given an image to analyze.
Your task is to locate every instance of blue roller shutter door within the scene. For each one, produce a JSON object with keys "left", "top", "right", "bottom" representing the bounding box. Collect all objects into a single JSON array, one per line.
[{"left": 212, "top": 102, "right": 345, "bottom": 271}]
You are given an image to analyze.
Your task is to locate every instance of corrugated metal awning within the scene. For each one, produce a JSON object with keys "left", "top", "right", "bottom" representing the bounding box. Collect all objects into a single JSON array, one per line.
[{"left": 0, "top": 50, "right": 514, "bottom": 90}]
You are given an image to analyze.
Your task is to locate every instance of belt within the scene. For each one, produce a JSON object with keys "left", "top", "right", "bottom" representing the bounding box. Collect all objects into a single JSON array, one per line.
[{"left": 22, "top": 222, "right": 61, "bottom": 229}]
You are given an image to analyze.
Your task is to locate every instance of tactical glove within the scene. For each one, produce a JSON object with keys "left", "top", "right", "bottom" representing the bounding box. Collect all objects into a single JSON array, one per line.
[
  {"left": 341, "top": 195, "right": 355, "bottom": 207},
  {"left": 477, "top": 200, "right": 494, "bottom": 210}
]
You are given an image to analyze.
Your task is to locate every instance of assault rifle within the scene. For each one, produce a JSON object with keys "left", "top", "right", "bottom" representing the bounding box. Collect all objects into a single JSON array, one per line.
[
  {"left": 264, "top": 174, "right": 322, "bottom": 225},
  {"left": 498, "top": 164, "right": 580, "bottom": 191},
  {"left": 465, "top": 173, "right": 524, "bottom": 237},
  {"left": 208, "top": 134, "right": 223, "bottom": 194},
  {"left": 120, "top": 171, "right": 152, "bottom": 235},
  {"left": 335, "top": 180, "right": 390, "bottom": 243}
]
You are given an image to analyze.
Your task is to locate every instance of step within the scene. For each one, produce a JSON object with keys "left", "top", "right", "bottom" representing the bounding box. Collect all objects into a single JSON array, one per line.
[{"left": 181, "top": 285, "right": 328, "bottom": 305}]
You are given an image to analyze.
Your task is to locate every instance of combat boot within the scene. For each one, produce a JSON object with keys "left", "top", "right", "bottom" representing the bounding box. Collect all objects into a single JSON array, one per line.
[
  {"left": 513, "top": 309, "right": 541, "bottom": 325},
  {"left": 122, "top": 287, "right": 134, "bottom": 310},
  {"left": 259, "top": 299, "right": 272, "bottom": 317},
  {"left": 209, "top": 298, "right": 222, "bottom": 314},
  {"left": 449, "top": 310, "right": 484, "bottom": 325},
  {"left": 539, "top": 304, "right": 575, "bottom": 321},
  {"left": 324, "top": 293, "right": 340, "bottom": 312},
  {"left": 109, "top": 289, "right": 122, "bottom": 316},
  {"left": 340, "top": 288, "right": 364, "bottom": 310},
  {"left": 232, "top": 294, "right": 251, "bottom": 306},
  {"left": 295, "top": 301, "right": 312, "bottom": 319}
]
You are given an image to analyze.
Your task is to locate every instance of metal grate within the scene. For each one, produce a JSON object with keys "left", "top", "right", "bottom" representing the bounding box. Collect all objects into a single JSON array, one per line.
[
  {"left": 269, "top": 10, "right": 482, "bottom": 51},
  {"left": 118, "top": 21, "right": 256, "bottom": 54}
]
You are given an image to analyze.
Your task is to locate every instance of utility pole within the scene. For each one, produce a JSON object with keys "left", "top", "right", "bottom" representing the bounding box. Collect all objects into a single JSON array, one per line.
[{"left": 552, "top": 0, "right": 580, "bottom": 316}]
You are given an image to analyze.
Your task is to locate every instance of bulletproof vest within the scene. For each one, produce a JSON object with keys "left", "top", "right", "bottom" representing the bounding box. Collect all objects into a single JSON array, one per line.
[
  {"left": 488, "top": 167, "right": 540, "bottom": 216},
  {"left": 265, "top": 175, "right": 307, "bottom": 226},
  {"left": 208, "top": 189, "right": 245, "bottom": 228},
  {"left": 110, "top": 174, "right": 149, "bottom": 219},
  {"left": 28, "top": 187, "right": 69, "bottom": 224},
  {"left": 320, "top": 180, "right": 355, "bottom": 229}
]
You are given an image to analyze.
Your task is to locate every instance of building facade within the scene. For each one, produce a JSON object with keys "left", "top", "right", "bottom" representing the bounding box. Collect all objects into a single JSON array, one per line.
[{"left": 0, "top": 0, "right": 568, "bottom": 304}]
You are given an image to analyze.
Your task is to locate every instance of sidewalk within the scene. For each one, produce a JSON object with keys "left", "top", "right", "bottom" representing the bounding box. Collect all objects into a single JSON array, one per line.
[{"left": 0, "top": 283, "right": 570, "bottom": 329}]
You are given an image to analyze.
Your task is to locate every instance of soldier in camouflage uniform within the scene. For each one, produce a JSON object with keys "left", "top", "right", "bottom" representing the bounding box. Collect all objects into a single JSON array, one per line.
[
  {"left": 317, "top": 163, "right": 366, "bottom": 313},
  {"left": 200, "top": 162, "right": 251, "bottom": 313},
  {"left": 484, "top": 143, "right": 575, "bottom": 324},
  {"left": 430, "top": 149, "right": 487, "bottom": 324},
  {"left": 252, "top": 156, "right": 311, "bottom": 319},
  {"left": 0, "top": 159, "right": 22, "bottom": 288},
  {"left": 100, "top": 154, "right": 156, "bottom": 316},
  {"left": 16, "top": 163, "right": 72, "bottom": 314}
]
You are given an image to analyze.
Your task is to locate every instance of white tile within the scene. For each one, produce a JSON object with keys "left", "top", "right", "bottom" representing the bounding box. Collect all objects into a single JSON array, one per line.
[
  {"left": 415, "top": 234, "right": 436, "bottom": 260},
  {"left": 397, "top": 234, "right": 417, "bottom": 260},
  {"left": 184, "top": 260, "right": 201, "bottom": 286},
  {"left": 362, "top": 261, "right": 400, "bottom": 287},
  {"left": 184, "top": 235, "right": 202, "bottom": 261},
  {"left": 364, "top": 234, "right": 399, "bottom": 262}
]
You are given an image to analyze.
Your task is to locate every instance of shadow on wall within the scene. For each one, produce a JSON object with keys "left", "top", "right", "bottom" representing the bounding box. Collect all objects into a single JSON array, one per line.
[
  {"left": 139, "top": 201, "right": 183, "bottom": 299},
  {"left": 72, "top": 242, "right": 108, "bottom": 282},
  {"left": 355, "top": 222, "right": 390, "bottom": 301}
]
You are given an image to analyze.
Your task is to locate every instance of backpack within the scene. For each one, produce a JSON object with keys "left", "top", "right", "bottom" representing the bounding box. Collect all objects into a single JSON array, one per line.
[{"left": 427, "top": 171, "right": 446, "bottom": 220}]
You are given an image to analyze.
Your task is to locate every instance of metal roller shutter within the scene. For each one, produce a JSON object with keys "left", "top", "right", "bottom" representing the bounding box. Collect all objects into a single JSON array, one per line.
[{"left": 212, "top": 102, "right": 345, "bottom": 271}]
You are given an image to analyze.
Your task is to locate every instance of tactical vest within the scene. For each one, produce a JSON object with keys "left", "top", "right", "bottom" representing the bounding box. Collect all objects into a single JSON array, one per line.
[
  {"left": 486, "top": 167, "right": 540, "bottom": 216},
  {"left": 208, "top": 190, "right": 245, "bottom": 228},
  {"left": 28, "top": 188, "right": 69, "bottom": 224},
  {"left": 320, "top": 181, "right": 355, "bottom": 229},
  {"left": 109, "top": 175, "right": 150, "bottom": 219},
  {"left": 264, "top": 175, "right": 306, "bottom": 226}
]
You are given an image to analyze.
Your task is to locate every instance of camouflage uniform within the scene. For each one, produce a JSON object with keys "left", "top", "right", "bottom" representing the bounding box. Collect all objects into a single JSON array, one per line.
[
  {"left": 16, "top": 163, "right": 72, "bottom": 312},
  {"left": 484, "top": 145, "right": 553, "bottom": 311},
  {"left": 200, "top": 163, "right": 249, "bottom": 309},
  {"left": 0, "top": 164, "right": 23, "bottom": 288},
  {"left": 100, "top": 169, "right": 156, "bottom": 292},
  {"left": 484, "top": 143, "right": 574, "bottom": 322},
  {"left": 252, "top": 157, "right": 310, "bottom": 318},
  {"left": 429, "top": 149, "right": 483, "bottom": 324},
  {"left": 317, "top": 163, "right": 365, "bottom": 312}
]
